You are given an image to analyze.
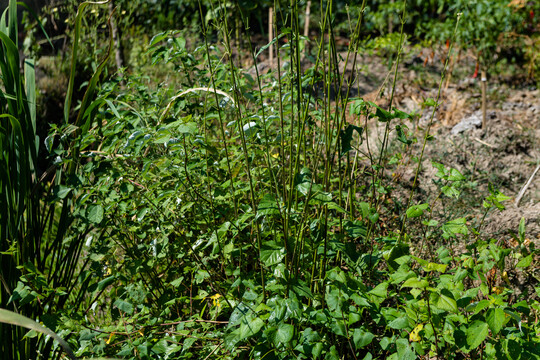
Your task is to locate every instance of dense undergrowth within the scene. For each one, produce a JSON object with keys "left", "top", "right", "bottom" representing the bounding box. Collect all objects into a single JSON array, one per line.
[{"left": 1, "top": 0, "right": 539, "bottom": 359}]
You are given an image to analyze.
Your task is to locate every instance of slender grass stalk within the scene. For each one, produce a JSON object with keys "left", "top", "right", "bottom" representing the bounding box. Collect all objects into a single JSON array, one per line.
[
  {"left": 198, "top": 1, "right": 239, "bottom": 220},
  {"left": 363, "top": 0, "right": 407, "bottom": 247},
  {"left": 374, "top": 0, "right": 407, "bottom": 193},
  {"left": 273, "top": 0, "right": 289, "bottom": 269},
  {"left": 269, "top": 7, "right": 274, "bottom": 67},
  {"left": 217, "top": 0, "right": 266, "bottom": 300},
  {"left": 235, "top": 1, "right": 283, "bottom": 219},
  {"left": 399, "top": 13, "right": 462, "bottom": 241},
  {"left": 64, "top": 1, "right": 111, "bottom": 125}
]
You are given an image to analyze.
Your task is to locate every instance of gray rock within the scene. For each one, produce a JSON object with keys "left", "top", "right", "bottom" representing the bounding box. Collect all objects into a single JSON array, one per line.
[{"left": 451, "top": 111, "right": 482, "bottom": 135}]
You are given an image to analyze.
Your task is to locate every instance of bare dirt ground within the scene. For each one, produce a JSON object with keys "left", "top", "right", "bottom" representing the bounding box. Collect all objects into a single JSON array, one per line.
[{"left": 341, "top": 48, "right": 539, "bottom": 245}]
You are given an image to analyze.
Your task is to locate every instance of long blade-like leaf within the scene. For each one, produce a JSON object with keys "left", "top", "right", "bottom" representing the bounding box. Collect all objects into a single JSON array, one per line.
[
  {"left": 64, "top": 0, "right": 111, "bottom": 124},
  {"left": 24, "top": 58, "right": 38, "bottom": 158},
  {"left": 0, "top": 309, "right": 77, "bottom": 360}
]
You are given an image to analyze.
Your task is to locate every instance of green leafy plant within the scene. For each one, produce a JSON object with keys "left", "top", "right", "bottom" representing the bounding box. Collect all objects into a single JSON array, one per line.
[
  {"left": 5, "top": 0, "right": 539, "bottom": 359},
  {"left": 49, "top": 0, "right": 538, "bottom": 357},
  {"left": 0, "top": 0, "right": 113, "bottom": 358}
]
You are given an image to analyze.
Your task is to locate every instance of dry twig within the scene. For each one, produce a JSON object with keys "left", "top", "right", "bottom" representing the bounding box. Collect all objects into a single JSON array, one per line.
[
  {"left": 515, "top": 163, "right": 540, "bottom": 207},
  {"left": 473, "top": 137, "right": 496, "bottom": 148}
]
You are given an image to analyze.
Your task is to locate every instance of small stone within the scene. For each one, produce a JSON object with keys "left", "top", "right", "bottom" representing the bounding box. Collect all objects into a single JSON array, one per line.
[{"left": 451, "top": 111, "right": 482, "bottom": 135}]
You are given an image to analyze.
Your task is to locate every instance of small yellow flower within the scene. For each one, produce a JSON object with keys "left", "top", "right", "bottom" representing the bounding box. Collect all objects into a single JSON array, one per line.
[
  {"left": 106, "top": 332, "right": 114, "bottom": 344},
  {"left": 209, "top": 293, "right": 221, "bottom": 307}
]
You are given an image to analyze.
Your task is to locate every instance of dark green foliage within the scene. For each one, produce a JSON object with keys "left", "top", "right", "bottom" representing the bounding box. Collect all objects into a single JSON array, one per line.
[
  {"left": 2, "top": 0, "right": 539, "bottom": 359},
  {"left": 0, "top": 0, "right": 113, "bottom": 358}
]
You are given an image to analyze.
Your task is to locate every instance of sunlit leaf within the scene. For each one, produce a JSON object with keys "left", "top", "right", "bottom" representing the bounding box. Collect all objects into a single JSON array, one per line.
[
  {"left": 442, "top": 218, "right": 468, "bottom": 238},
  {"left": 274, "top": 323, "right": 294, "bottom": 345},
  {"left": 466, "top": 321, "right": 489, "bottom": 349},
  {"left": 406, "top": 203, "right": 429, "bottom": 218},
  {"left": 401, "top": 277, "right": 428, "bottom": 289},
  {"left": 368, "top": 282, "right": 388, "bottom": 299},
  {"left": 388, "top": 316, "right": 409, "bottom": 330},
  {"left": 353, "top": 328, "right": 375, "bottom": 349},
  {"left": 435, "top": 290, "right": 457, "bottom": 313},
  {"left": 396, "top": 338, "right": 415, "bottom": 360},
  {"left": 88, "top": 205, "right": 104, "bottom": 224},
  {"left": 424, "top": 262, "right": 447, "bottom": 273},
  {"left": 516, "top": 254, "right": 532, "bottom": 268},
  {"left": 260, "top": 241, "right": 286, "bottom": 266},
  {"left": 486, "top": 308, "right": 505, "bottom": 335},
  {"left": 238, "top": 317, "right": 264, "bottom": 340}
]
